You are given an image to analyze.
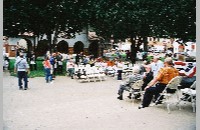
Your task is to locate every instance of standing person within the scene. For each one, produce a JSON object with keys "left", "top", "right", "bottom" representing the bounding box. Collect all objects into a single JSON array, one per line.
[
  {"left": 138, "top": 57, "right": 179, "bottom": 109},
  {"left": 65, "top": 53, "right": 70, "bottom": 73},
  {"left": 43, "top": 57, "right": 53, "bottom": 83},
  {"left": 56, "top": 52, "right": 63, "bottom": 74},
  {"left": 67, "top": 59, "right": 75, "bottom": 79},
  {"left": 49, "top": 53, "right": 57, "bottom": 79},
  {"left": 3, "top": 53, "right": 10, "bottom": 70},
  {"left": 116, "top": 60, "right": 123, "bottom": 80},
  {"left": 14, "top": 53, "right": 29, "bottom": 90},
  {"left": 30, "top": 51, "right": 37, "bottom": 71}
]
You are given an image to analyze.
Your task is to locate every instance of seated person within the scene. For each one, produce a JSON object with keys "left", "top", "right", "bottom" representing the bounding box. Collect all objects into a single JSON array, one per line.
[
  {"left": 117, "top": 67, "right": 143, "bottom": 100},
  {"left": 139, "top": 57, "right": 179, "bottom": 109},
  {"left": 128, "top": 65, "right": 154, "bottom": 99},
  {"left": 141, "top": 65, "right": 154, "bottom": 91},
  {"left": 178, "top": 63, "right": 196, "bottom": 89}
]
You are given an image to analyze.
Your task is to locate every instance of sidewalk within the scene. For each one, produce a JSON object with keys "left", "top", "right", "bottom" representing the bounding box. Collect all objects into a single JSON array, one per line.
[{"left": 3, "top": 72, "right": 196, "bottom": 130}]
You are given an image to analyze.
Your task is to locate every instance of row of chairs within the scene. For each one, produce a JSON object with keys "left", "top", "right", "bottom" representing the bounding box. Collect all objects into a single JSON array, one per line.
[
  {"left": 128, "top": 76, "right": 196, "bottom": 113},
  {"left": 74, "top": 66, "right": 106, "bottom": 83}
]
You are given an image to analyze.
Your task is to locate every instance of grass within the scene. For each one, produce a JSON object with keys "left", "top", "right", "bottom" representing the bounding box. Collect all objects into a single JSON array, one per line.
[{"left": 9, "top": 59, "right": 66, "bottom": 78}]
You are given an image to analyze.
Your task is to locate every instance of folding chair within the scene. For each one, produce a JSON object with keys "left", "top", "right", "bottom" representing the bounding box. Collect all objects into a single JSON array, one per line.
[
  {"left": 130, "top": 80, "right": 144, "bottom": 100},
  {"left": 85, "top": 68, "right": 96, "bottom": 82},
  {"left": 154, "top": 76, "right": 182, "bottom": 113},
  {"left": 178, "top": 81, "right": 196, "bottom": 112}
]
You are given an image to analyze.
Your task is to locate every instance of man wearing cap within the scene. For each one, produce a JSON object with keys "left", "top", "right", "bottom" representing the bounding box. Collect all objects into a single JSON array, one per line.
[
  {"left": 139, "top": 57, "right": 179, "bottom": 109},
  {"left": 14, "top": 53, "right": 29, "bottom": 90}
]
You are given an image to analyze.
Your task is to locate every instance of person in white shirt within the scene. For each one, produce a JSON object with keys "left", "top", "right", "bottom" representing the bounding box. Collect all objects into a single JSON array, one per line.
[
  {"left": 14, "top": 53, "right": 29, "bottom": 90},
  {"left": 150, "top": 56, "right": 164, "bottom": 77},
  {"left": 67, "top": 59, "right": 75, "bottom": 79}
]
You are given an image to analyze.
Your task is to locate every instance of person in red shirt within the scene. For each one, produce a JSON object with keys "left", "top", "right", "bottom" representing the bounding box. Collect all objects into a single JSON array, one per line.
[{"left": 43, "top": 57, "right": 53, "bottom": 83}]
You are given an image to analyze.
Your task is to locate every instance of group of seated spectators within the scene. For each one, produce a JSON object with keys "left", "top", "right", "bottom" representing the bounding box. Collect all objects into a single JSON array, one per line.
[{"left": 115, "top": 54, "right": 196, "bottom": 109}]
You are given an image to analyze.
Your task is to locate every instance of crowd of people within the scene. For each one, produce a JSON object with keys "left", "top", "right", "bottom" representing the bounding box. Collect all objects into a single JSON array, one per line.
[
  {"left": 114, "top": 54, "right": 196, "bottom": 109},
  {"left": 12, "top": 47, "right": 196, "bottom": 110}
]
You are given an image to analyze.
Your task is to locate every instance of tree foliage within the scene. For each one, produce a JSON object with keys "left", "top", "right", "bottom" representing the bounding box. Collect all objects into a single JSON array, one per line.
[
  {"left": 4, "top": 0, "right": 195, "bottom": 63},
  {"left": 4, "top": 0, "right": 195, "bottom": 44}
]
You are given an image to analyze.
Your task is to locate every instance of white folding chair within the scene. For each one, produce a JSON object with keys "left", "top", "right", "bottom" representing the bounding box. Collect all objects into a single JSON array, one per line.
[
  {"left": 85, "top": 67, "right": 96, "bottom": 82},
  {"left": 130, "top": 80, "right": 144, "bottom": 100},
  {"left": 154, "top": 76, "right": 182, "bottom": 113},
  {"left": 178, "top": 81, "right": 196, "bottom": 112}
]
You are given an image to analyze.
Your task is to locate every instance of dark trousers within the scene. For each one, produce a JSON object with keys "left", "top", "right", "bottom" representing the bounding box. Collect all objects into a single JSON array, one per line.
[
  {"left": 118, "top": 84, "right": 130, "bottom": 96},
  {"left": 18, "top": 71, "right": 28, "bottom": 89},
  {"left": 142, "top": 83, "right": 166, "bottom": 107},
  {"left": 117, "top": 70, "right": 123, "bottom": 80}
]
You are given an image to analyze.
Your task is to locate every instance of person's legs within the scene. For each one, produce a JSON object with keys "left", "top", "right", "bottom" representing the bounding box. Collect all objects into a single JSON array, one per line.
[
  {"left": 117, "top": 85, "right": 129, "bottom": 100},
  {"left": 23, "top": 72, "right": 28, "bottom": 89},
  {"left": 68, "top": 68, "right": 72, "bottom": 77},
  {"left": 44, "top": 68, "right": 49, "bottom": 83},
  {"left": 71, "top": 68, "right": 74, "bottom": 79},
  {"left": 142, "top": 87, "right": 156, "bottom": 107},
  {"left": 46, "top": 68, "right": 52, "bottom": 82},
  {"left": 153, "top": 83, "right": 166, "bottom": 102},
  {"left": 18, "top": 71, "right": 23, "bottom": 89},
  {"left": 142, "top": 83, "right": 166, "bottom": 107},
  {"left": 117, "top": 70, "right": 122, "bottom": 80},
  {"left": 117, "top": 85, "right": 124, "bottom": 100}
]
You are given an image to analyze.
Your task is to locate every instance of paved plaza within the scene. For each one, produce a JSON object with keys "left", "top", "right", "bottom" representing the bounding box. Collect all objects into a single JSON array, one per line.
[{"left": 3, "top": 71, "right": 196, "bottom": 130}]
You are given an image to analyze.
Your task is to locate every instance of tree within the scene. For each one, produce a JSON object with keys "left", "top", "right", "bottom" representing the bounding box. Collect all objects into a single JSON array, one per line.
[
  {"left": 4, "top": 0, "right": 195, "bottom": 61},
  {"left": 84, "top": 0, "right": 195, "bottom": 63},
  {"left": 4, "top": 0, "right": 87, "bottom": 37}
]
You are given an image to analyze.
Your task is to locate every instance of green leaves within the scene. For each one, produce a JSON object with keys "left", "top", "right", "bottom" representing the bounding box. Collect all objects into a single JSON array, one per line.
[{"left": 4, "top": 0, "right": 195, "bottom": 42}]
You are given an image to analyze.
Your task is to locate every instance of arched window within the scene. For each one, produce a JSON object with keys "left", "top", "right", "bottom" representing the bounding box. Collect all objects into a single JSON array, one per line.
[
  {"left": 57, "top": 40, "right": 69, "bottom": 54},
  {"left": 88, "top": 41, "right": 99, "bottom": 58},
  {"left": 74, "top": 41, "right": 84, "bottom": 54}
]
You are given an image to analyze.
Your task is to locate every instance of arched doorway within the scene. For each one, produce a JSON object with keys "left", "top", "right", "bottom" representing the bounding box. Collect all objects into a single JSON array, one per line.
[
  {"left": 57, "top": 40, "right": 69, "bottom": 54},
  {"left": 88, "top": 41, "right": 99, "bottom": 58},
  {"left": 74, "top": 41, "right": 84, "bottom": 54}
]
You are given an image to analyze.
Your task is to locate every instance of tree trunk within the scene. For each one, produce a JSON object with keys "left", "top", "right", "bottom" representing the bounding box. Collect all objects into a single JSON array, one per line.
[
  {"left": 130, "top": 35, "right": 137, "bottom": 64},
  {"left": 143, "top": 37, "right": 148, "bottom": 52}
]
